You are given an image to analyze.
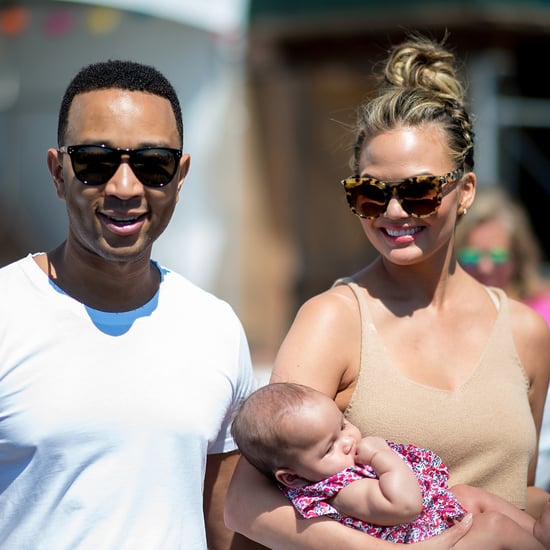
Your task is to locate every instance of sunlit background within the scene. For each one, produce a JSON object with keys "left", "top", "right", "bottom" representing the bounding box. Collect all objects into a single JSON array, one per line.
[{"left": 2, "top": 0, "right": 550, "bottom": 377}]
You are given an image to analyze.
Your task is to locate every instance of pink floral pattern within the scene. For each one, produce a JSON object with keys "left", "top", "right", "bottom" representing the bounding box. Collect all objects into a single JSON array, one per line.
[{"left": 281, "top": 441, "right": 467, "bottom": 543}]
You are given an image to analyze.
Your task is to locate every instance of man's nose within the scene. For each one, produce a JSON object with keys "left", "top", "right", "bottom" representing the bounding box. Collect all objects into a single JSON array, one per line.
[{"left": 104, "top": 160, "right": 144, "bottom": 198}]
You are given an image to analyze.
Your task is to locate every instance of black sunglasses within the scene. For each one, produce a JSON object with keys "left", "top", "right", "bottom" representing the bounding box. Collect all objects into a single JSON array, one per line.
[
  {"left": 341, "top": 169, "right": 463, "bottom": 219},
  {"left": 58, "top": 144, "right": 183, "bottom": 188}
]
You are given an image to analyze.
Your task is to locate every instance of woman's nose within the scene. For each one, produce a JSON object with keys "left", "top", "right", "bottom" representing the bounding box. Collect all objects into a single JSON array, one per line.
[{"left": 385, "top": 196, "right": 408, "bottom": 218}]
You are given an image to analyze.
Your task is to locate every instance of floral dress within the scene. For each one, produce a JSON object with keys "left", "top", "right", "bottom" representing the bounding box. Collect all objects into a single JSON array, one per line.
[{"left": 281, "top": 442, "right": 467, "bottom": 543}]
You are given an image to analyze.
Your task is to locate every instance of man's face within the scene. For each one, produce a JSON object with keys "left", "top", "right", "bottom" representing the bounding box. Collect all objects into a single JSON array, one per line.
[{"left": 48, "top": 89, "right": 189, "bottom": 264}]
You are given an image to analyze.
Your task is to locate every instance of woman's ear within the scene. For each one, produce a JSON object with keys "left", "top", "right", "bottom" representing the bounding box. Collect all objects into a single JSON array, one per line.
[
  {"left": 47, "top": 148, "right": 67, "bottom": 199},
  {"left": 459, "top": 171, "right": 476, "bottom": 215},
  {"left": 275, "top": 469, "right": 309, "bottom": 488}
]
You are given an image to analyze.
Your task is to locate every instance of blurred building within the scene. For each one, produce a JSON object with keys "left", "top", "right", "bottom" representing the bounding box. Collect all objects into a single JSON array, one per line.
[{"left": 1, "top": 0, "right": 550, "bottom": 365}]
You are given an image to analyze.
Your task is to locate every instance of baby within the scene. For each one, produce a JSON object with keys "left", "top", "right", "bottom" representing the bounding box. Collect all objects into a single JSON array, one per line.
[{"left": 231, "top": 382, "right": 550, "bottom": 547}]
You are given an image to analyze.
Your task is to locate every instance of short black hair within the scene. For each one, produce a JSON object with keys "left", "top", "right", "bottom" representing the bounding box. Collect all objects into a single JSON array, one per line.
[{"left": 57, "top": 59, "right": 183, "bottom": 146}]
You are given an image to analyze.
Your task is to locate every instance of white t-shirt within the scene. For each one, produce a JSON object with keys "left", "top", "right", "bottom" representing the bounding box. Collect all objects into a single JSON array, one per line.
[{"left": 0, "top": 254, "right": 257, "bottom": 549}]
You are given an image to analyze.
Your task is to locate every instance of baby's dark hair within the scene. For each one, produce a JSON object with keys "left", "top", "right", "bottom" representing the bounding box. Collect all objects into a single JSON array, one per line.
[
  {"left": 57, "top": 59, "right": 183, "bottom": 146},
  {"left": 232, "top": 382, "right": 317, "bottom": 479},
  {"left": 352, "top": 33, "right": 475, "bottom": 174}
]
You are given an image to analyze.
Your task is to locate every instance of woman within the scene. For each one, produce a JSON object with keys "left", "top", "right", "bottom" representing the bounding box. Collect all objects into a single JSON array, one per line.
[{"left": 225, "top": 33, "right": 550, "bottom": 549}]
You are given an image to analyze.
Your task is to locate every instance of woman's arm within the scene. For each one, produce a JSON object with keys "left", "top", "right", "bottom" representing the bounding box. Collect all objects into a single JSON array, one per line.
[
  {"left": 224, "top": 457, "right": 474, "bottom": 549},
  {"left": 511, "top": 301, "right": 550, "bottom": 518},
  {"left": 527, "top": 485, "right": 550, "bottom": 520}
]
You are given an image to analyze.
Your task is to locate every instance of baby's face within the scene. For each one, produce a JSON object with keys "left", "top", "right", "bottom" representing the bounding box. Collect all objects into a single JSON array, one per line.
[{"left": 286, "top": 392, "right": 362, "bottom": 483}]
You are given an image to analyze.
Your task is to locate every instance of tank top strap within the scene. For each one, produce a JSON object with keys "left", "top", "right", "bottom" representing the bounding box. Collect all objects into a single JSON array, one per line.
[
  {"left": 485, "top": 285, "right": 502, "bottom": 311},
  {"left": 332, "top": 278, "right": 374, "bottom": 362}
]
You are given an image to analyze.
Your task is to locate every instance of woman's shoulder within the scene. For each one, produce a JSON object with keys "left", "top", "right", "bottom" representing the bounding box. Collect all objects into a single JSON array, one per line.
[
  {"left": 507, "top": 292, "right": 550, "bottom": 331},
  {"left": 524, "top": 290, "right": 550, "bottom": 327},
  {"left": 513, "top": 311, "right": 550, "bottom": 397},
  {"left": 507, "top": 293, "right": 550, "bottom": 374},
  {"left": 297, "top": 281, "right": 360, "bottom": 321},
  {"left": 273, "top": 283, "right": 363, "bottom": 394}
]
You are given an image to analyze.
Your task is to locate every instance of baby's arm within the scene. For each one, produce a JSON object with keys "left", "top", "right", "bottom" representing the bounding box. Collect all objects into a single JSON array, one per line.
[{"left": 331, "top": 436, "right": 422, "bottom": 526}]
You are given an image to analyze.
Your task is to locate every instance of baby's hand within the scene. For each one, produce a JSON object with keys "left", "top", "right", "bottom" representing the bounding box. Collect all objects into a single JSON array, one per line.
[{"left": 354, "top": 436, "right": 391, "bottom": 465}]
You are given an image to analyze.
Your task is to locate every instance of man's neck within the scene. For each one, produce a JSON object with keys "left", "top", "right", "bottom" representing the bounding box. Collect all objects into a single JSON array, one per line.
[{"left": 35, "top": 243, "right": 160, "bottom": 312}]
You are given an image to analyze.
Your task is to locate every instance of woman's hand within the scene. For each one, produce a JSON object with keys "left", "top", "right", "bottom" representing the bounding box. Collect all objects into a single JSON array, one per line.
[{"left": 410, "top": 514, "right": 473, "bottom": 548}]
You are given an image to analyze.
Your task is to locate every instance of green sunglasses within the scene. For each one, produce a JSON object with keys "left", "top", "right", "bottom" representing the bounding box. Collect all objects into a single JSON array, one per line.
[{"left": 457, "top": 247, "right": 511, "bottom": 266}]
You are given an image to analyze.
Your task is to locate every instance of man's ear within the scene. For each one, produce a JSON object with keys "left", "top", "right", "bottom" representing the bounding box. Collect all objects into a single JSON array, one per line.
[
  {"left": 176, "top": 153, "right": 191, "bottom": 195},
  {"left": 47, "top": 148, "right": 66, "bottom": 199},
  {"left": 275, "top": 468, "right": 309, "bottom": 488}
]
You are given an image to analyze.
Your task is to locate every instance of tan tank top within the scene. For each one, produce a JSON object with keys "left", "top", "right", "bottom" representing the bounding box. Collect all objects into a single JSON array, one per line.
[{"left": 340, "top": 280, "right": 536, "bottom": 509}]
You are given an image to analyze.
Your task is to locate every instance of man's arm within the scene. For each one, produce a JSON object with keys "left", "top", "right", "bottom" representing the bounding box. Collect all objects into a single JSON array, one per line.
[{"left": 204, "top": 451, "right": 267, "bottom": 550}]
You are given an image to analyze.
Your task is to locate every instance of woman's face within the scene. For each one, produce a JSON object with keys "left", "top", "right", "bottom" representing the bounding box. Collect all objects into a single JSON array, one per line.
[
  {"left": 458, "top": 217, "right": 515, "bottom": 289},
  {"left": 356, "top": 125, "right": 473, "bottom": 266}
]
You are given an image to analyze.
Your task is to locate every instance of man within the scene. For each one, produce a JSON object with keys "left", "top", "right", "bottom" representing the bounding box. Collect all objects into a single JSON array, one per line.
[{"left": 0, "top": 60, "right": 257, "bottom": 549}]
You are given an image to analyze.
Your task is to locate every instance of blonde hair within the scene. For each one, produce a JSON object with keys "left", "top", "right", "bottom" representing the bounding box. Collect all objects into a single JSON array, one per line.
[
  {"left": 352, "top": 33, "right": 475, "bottom": 174},
  {"left": 455, "top": 185, "right": 546, "bottom": 300}
]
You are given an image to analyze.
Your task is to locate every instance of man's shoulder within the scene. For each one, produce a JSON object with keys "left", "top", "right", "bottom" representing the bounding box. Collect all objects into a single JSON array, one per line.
[
  {"left": 0, "top": 254, "right": 32, "bottom": 281},
  {"left": 157, "top": 265, "right": 235, "bottom": 314}
]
